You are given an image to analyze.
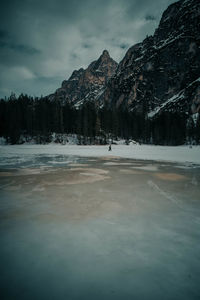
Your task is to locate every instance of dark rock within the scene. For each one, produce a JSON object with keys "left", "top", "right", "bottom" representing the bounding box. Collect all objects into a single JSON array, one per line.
[
  {"left": 49, "top": 50, "right": 118, "bottom": 108},
  {"left": 100, "top": 0, "right": 200, "bottom": 118}
]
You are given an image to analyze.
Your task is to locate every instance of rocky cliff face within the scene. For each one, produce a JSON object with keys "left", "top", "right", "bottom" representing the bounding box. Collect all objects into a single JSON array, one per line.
[
  {"left": 101, "top": 0, "right": 200, "bottom": 118},
  {"left": 49, "top": 0, "right": 200, "bottom": 120},
  {"left": 49, "top": 50, "right": 118, "bottom": 107}
]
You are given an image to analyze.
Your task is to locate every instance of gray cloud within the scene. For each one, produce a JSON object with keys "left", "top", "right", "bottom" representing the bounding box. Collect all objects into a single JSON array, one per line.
[{"left": 0, "top": 0, "right": 175, "bottom": 98}]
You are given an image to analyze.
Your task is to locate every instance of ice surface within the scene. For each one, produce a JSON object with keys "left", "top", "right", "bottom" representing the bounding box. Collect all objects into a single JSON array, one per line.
[
  {"left": 0, "top": 144, "right": 200, "bottom": 165},
  {"left": 0, "top": 152, "right": 200, "bottom": 299}
]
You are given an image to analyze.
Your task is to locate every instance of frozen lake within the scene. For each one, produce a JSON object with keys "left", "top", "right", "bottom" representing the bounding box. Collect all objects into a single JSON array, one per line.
[{"left": 0, "top": 153, "right": 200, "bottom": 300}]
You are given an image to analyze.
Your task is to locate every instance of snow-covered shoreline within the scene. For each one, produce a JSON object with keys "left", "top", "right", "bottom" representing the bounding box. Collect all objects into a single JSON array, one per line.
[{"left": 1, "top": 144, "right": 200, "bottom": 165}]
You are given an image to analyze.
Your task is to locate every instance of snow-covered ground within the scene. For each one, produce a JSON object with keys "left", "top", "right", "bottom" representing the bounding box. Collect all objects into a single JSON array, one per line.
[{"left": 0, "top": 144, "right": 200, "bottom": 165}]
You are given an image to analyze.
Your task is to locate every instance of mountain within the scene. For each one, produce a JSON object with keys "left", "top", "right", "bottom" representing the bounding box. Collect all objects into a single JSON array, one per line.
[
  {"left": 100, "top": 0, "right": 200, "bottom": 118},
  {"left": 49, "top": 50, "right": 118, "bottom": 108},
  {"left": 43, "top": 0, "right": 200, "bottom": 145},
  {"left": 49, "top": 0, "right": 200, "bottom": 121}
]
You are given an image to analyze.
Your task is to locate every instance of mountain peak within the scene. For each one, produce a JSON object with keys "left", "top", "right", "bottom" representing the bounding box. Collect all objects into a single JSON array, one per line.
[
  {"left": 88, "top": 49, "right": 117, "bottom": 73},
  {"left": 50, "top": 49, "right": 118, "bottom": 105},
  {"left": 102, "top": 50, "right": 110, "bottom": 58}
]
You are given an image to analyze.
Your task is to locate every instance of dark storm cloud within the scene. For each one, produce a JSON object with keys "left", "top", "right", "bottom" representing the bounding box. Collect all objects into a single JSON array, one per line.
[
  {"left": 0, "top": 0, "right": 175, "bottom": 98},
  {"left": 120, "top": 43, "right": 129, "bottom": 50},
  {"left": 0, "top": 30, "right": 9, "bottom": 39},
  {"left": 8, "top": 44, "right": 40, "bottom": 55},
  {"left": 0, "top": 29, "right": 39, "bottom": 55},
  {"left": 145, "top": 15, "right": 156, "bottom": 21},
  {"left": 0, "top": 40, "right": 40, "bottom": 55}
]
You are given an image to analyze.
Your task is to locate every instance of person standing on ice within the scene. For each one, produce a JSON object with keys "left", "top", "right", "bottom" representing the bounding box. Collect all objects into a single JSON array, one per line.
[{"left": 108, "top": 137, "right": 112, "bottom": 151}]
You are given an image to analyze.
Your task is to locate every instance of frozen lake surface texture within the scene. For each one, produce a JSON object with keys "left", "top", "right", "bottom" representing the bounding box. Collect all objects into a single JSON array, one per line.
[{"left": 0, "top": 145, "right": 200, "bottom": 300}]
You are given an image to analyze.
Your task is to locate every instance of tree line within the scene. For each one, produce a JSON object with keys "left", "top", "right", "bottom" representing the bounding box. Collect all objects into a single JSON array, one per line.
[{"left": 0, "top": 93, "right": 199, "bottom": 145}]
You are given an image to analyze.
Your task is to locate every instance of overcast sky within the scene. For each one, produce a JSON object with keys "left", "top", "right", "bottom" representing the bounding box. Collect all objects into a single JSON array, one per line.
[{"left": 0, "top": 0, "right": 175, "bottom": 98}]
